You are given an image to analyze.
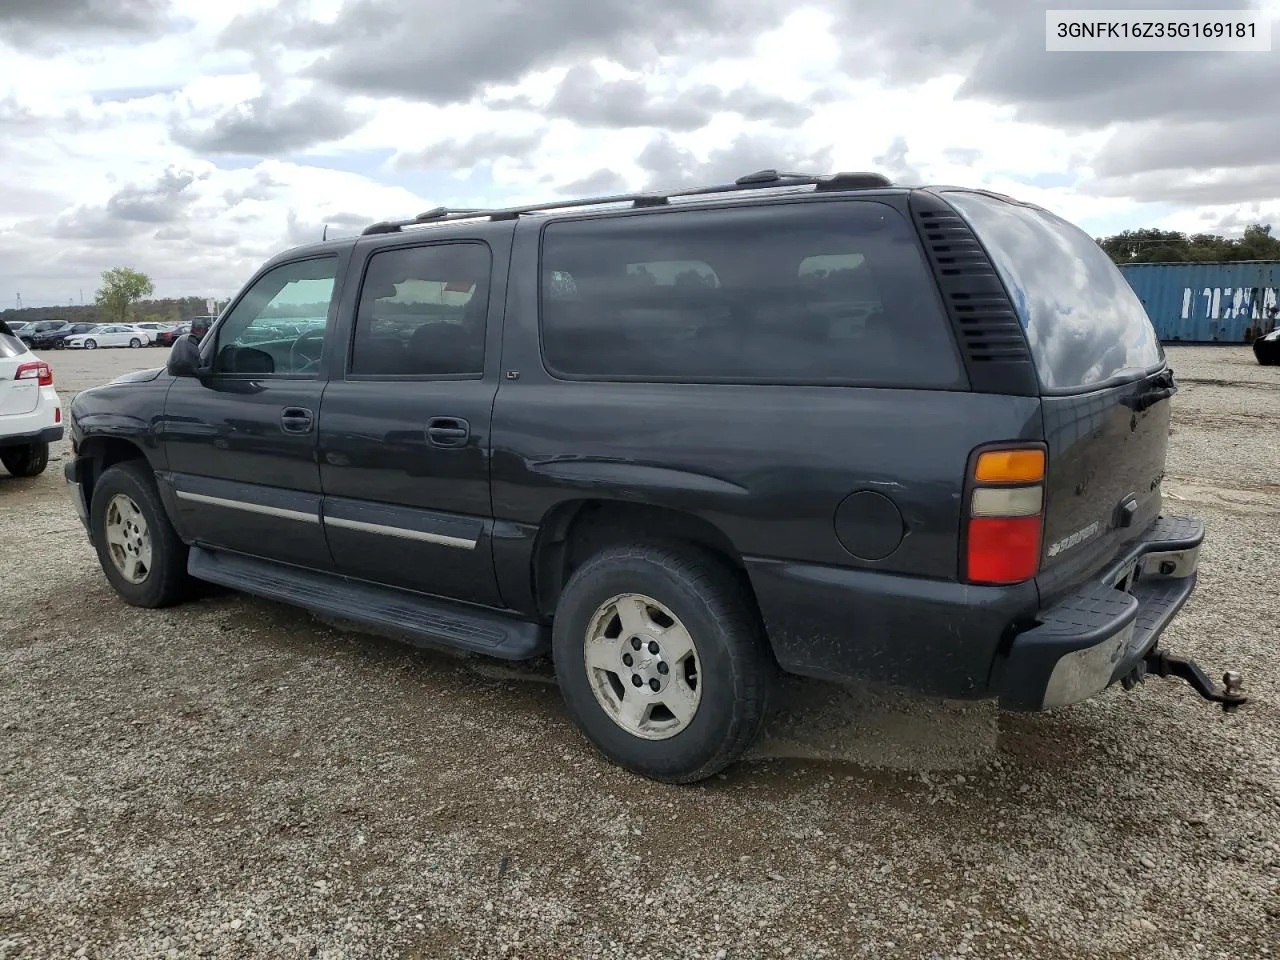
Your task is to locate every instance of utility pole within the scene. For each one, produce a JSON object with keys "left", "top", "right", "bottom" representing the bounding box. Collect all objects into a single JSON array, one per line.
[{"left": 15, "top": 293, "right": 21, "bottom": 310}]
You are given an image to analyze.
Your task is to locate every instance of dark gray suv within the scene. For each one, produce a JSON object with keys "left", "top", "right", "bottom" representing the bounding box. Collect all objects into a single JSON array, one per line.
[{"left": 64, "top": 170, "right": 1245, "bottom": 783}]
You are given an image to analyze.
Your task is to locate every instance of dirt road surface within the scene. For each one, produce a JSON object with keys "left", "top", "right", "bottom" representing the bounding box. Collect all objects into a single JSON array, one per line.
[{"left": 2, "top": 345, "right": 1277, "bottom": 959}]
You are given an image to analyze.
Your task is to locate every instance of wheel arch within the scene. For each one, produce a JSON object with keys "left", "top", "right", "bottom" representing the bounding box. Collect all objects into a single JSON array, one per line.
[
  {"left": 530, "top": 498, "right": 762, "bottom": 622},
  {"left": 76, "top": 436, "right": 152, "bottom": 511}
]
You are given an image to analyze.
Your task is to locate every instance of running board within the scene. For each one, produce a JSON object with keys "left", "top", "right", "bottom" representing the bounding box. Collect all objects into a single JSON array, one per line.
[{"left": 187, "top": 546, "right": 549, "bottom": 660}]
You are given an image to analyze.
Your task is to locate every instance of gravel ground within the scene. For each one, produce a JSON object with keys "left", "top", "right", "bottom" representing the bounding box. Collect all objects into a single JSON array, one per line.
[{"left": 1, "top": 345, "right": 1277, "bottom": 960}]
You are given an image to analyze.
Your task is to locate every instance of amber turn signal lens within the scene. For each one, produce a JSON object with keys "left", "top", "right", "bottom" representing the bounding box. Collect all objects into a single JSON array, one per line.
[{"left": 974, "top": 448, "right": 1045, "bottom": 484}]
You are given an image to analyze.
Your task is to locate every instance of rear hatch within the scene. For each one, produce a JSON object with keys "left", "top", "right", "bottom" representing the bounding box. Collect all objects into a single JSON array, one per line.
[
  {"left": 944, "top": 191, "right": 1173, "bottom": 604},
  {"left": 0, "top": 324, "right": 40, "bottom": 417}
]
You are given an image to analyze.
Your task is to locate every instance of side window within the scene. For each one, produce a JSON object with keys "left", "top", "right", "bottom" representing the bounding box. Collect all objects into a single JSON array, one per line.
[
  {"left": 212, "top": 257, "right": 338, "bottom": 376},
  {"left": 538, "top": 201, "right": 964, "bottom": 387},
  {"left": 349, "top": 242, "right": 490, "bottom": 378}
]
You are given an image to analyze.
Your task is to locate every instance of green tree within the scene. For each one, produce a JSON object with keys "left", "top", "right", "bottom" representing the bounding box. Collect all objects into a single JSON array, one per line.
[
  {"left": 1096, "top": 223, "right": 1280, "bottom": 264},
  {"left": 94, "top": 267, "right": 155, "bottom": 323}
]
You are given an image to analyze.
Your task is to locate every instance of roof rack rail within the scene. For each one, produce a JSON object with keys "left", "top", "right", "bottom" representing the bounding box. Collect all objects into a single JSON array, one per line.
[{"left": 359, "top": 168, "right": 893, "bottom": 235}]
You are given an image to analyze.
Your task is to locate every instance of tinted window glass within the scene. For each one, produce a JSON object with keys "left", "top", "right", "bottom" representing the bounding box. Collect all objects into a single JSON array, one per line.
[
  {"left": 350, "top": 243, "right": 490, "bottom": 377},
  {"left": 538, "top": 201, "right": 962, "bottom": 386},
  {"left": 213, "top": 256, "right": 337, "bottom": 376},
  {"left": 943, "top": 191, "right": 1165, "bottom": 391}
]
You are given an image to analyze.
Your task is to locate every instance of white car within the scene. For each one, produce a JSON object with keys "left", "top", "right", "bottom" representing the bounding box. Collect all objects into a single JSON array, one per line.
[
  {"left": 65, "top": 324, "right": 154, "bottom": 349},
  {"left": 0, "top": 322, "right": 62, "bottom": 477}
]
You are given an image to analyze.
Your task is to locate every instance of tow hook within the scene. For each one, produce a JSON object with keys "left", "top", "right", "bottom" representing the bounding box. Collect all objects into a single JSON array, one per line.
[{"left": 1123, "top": 648, "right": 1248, "bottom": 713}]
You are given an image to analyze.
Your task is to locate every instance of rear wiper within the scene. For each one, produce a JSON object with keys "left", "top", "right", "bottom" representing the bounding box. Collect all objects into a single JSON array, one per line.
[{"left": 1124, "top": 367, "right": 1178, "bottom": 412}]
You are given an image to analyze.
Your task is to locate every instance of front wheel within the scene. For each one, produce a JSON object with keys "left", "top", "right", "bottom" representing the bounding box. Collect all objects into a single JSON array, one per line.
[
  {"left": 552, "top": 543, "right": 776, "bottom": 784},
  {"left": 0, "top": 441, "right": 49, "bottom": 477},
  {"left": 129, "top": 338, "right": 141, "bottom": 348},
  {"left": 89, "top": 461, "right": 190, "bottom": 607},
  {"left": 84, "top": 339, "right": 97, "bottom": 350}
]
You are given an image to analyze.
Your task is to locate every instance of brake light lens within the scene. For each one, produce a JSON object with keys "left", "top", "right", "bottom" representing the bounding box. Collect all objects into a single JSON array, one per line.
[
  {"left": 965, "top": 444, "right": 1046, "bottom": 585},
  {"left": 14, "top": 360, "right": 53, "bottom": 387}
]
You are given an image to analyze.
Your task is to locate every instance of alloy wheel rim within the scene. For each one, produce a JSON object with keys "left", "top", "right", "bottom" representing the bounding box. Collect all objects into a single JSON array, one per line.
[
  {"left": 104, "top": 494, "right": 152, "bottom": 584},
  {"left": 583, "top": 593, "right": 702, "bottom": 741}
]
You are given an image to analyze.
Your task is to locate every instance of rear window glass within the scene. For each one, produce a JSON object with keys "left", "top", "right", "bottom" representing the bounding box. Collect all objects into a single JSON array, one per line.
[
  {"left": 943, "top": 191, "right": 1164, "bottom": 391},
  {"left": 0, "top": 322, "right": 23, "bottom": 359},
  {"left": 538, "top": 200, "right": 964, "bottom": 387}
]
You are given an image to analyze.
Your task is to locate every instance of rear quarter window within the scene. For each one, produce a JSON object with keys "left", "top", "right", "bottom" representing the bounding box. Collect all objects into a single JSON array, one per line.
[
  {"left": 0, "top": 322, "right": 24, "bottom": 359},
  {"left": 537, "top": 200, "right": 965, "bottom": 388},
  {"left": 942, "top": 191, "right": 1165, "bottom": 392}
]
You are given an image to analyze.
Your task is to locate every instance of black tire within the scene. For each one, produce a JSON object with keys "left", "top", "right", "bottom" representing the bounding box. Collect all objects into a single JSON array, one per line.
[
  {"left": 0, "top": 441, "right": 49, "bottom": 477},
  {"left": 84, "top": 339, "right": 97, "bottom": 350},
  {"left": 89, "top": 460, "right": 190, "bottom": 608},
  {"left": 1254, "top": 341, "right": 1280, "bottom": 366},
  {"left": 552, "top": 542, "right": 776, "bottom": 784},
  {"left": 129, "top": 338, "right": 141, "bottom": 348}
]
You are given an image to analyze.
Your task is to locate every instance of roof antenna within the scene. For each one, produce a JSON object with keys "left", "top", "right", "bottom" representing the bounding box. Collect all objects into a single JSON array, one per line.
[{"left": 322, "top": 224, "right": 329, "bottom": 241}]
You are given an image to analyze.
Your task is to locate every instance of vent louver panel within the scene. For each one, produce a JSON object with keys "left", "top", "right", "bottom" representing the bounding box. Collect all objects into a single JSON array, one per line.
[{"left": 909, "top": 191, "right": 1039, "bottom": 396}]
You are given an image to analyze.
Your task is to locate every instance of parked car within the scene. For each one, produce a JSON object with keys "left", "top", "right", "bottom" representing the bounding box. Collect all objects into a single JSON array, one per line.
[
  {"left": 64, "top": 325, "right": 153, "bottom": 349},
  {"left": 27, "top": 321, "right": 100, "bottom": 351},
  {"left": 0, "top": 321, "right": 62, "bottom": 477},
  {"left": 1254, "top": 327, "right": 1280, "bottom": 365},
  {"left": 131, "top": 322, "right": 180, "bottom": 345},
  {"left": 16, "top": 319, "right": 69, "bottom": 346},
  {"left": 154, "top": 323, "right": 191, "bottom": 347},
  {"left": 63, "top": 170, "right": 1244, "bottom": 784}
]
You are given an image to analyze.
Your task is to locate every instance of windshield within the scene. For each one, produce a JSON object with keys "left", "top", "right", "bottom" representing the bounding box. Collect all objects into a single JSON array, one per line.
[{"left": 943, "top": 190, "right": 1165, "bottom": 392}]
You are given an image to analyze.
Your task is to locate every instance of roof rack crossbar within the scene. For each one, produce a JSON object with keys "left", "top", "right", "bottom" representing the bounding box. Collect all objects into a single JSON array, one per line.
[{"left": 359, "top": 169, "right": 893, "bottom": 235}]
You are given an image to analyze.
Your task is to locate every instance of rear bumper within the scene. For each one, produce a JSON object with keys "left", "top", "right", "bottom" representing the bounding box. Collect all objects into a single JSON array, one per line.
[
  {"left": 0, "top": 424, "right": 63, "bottom": 449},
  {"left": 996, "top": 515, "right": 1204, "bottom": 710}
]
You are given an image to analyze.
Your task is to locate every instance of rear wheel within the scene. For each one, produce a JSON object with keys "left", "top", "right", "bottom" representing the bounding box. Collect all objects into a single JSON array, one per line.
[
  {"left": 552, "top": 542, "right": 775, "bottom": 783},
  {"left": 0, "top": 441, "right": 49, "bottom": 477},
  {"left": 89, "top": 461, "right": 190, "bottom": 607}
]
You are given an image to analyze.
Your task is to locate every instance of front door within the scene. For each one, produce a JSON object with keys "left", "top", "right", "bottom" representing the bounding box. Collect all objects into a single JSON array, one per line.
[
  {"left": 317, "top": 235, "right": 506, "bottom": 607},
  {"left": 159, "top": 254, "right": 345, "bottom": 571}
]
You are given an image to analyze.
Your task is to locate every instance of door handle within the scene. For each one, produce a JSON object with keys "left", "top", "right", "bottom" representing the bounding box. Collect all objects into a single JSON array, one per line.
[
  {"left": 426, "top": 417, "right": 470, "bottom": 448},
  {"left": 280, "top": 407, "right": 314, "bottom": 434}
]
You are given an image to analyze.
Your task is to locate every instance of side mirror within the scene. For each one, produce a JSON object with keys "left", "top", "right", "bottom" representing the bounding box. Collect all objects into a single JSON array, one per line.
[{"left": 166, "top": 334, "right": 206, "bottom": 378}]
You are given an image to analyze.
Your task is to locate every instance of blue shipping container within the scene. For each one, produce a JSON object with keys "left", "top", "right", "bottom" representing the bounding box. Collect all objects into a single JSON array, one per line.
[{"left": 1118, "top": 261, "right": 1280, "bottom": 342}]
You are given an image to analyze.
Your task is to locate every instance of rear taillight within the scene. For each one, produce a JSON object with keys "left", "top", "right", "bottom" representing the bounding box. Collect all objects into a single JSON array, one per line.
[
  {"left": 15, "top": 360, "right": 53, "bottom": 387},
  {"left": 964, "top": 445, "right": 1046, "bottom": 585}
]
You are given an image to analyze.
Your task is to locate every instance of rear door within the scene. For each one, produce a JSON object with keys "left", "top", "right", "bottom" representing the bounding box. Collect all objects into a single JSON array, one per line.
[
  {"left": 315, "top": 228, "right": 511, "bottom": 608},
  {"left": 943, "top": 191, "right": 1172, "bottom": 602}
]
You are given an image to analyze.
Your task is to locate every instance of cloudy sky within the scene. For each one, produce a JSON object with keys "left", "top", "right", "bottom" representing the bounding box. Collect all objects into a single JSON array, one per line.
[{"left": 0, "top": 0, "right": 1277, "bottom": 308}]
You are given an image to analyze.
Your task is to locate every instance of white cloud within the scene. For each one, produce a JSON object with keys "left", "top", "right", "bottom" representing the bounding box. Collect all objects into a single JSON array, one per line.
[{"left": 0, "top": 0, "right": 1274, "bottom": 309}]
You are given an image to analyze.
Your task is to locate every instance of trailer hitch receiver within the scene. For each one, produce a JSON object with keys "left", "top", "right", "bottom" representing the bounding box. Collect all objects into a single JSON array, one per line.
[{"left": 1123, "top": 648, "right": 1247, "bottom": 713}]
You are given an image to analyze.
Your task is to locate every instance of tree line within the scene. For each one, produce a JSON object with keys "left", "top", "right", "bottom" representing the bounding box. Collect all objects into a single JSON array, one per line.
[
  {"left": 0, "top": 267, "right": 219, "bottom": 327},
  {"left": 1096, "top": 223, "right": 1280, "bottom": 264}
]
